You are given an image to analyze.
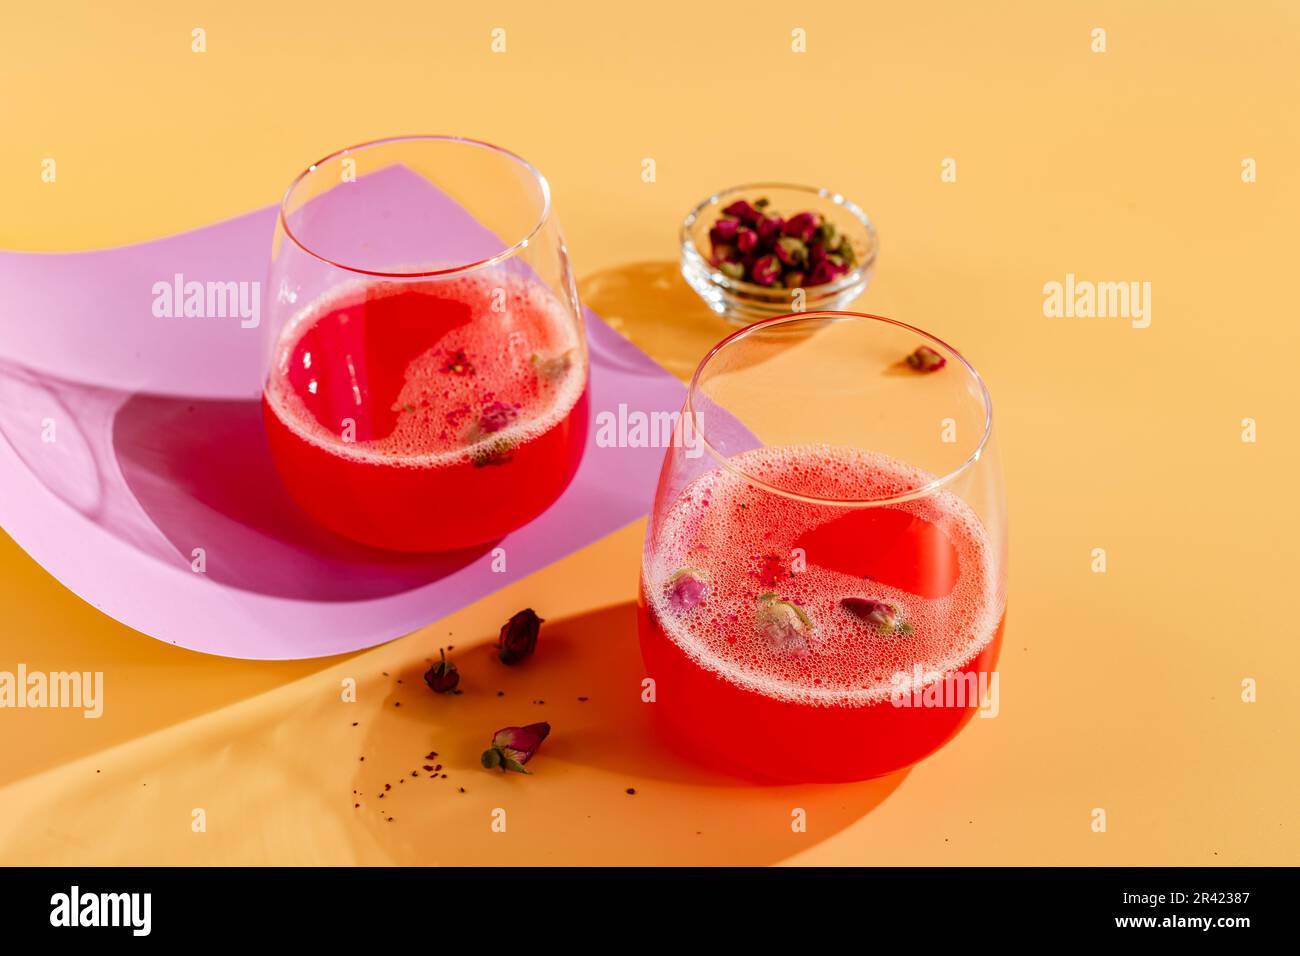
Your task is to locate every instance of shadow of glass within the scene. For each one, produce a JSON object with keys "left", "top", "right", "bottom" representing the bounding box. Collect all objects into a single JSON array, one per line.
[
  {"left": 579, "top": 260, "right": 827, "bottom": 386},
  {"left": 579, "top": 261, "right": 739, "bottom": 383},
  {"left": 0, "top": 358, "right": 489, "bottom": 601},
  {"left": 348, "top": 601, "right": 909, "bottom": 865},
  {"left": 111, "top": 392, "right": 492, "bottom": 599}
]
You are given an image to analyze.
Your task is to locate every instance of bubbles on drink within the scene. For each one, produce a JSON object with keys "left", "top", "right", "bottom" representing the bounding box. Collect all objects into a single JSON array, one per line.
[{"left": 643, "top": 444, "right": 1003, "bottom": 707}]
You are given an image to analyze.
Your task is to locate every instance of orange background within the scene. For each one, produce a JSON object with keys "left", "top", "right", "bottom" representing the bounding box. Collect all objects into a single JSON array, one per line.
[{"left": 1, "top": 1, "right": 1297, "bottom": 864}]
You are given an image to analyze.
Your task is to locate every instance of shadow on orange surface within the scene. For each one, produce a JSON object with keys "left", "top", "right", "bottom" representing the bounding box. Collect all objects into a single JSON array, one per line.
[
  {"left": 348, "top": 601, "right": 908, "bottom": 865},
  {"left": 579, "top": 260, "right": 829, "bottom": 386}
]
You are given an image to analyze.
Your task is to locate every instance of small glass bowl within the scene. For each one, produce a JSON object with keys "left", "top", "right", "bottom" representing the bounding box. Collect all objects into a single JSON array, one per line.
[{"left": 680, "top": 182, "right": 878, "bottom": 325}]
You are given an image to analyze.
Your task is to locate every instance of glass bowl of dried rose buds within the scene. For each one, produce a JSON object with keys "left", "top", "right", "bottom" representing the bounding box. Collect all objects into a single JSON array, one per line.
[{"left": 680, "top": 183, "right": 878, "bottom": 324}]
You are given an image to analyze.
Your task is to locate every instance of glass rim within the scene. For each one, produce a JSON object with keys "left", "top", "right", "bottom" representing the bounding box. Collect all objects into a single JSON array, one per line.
[
  {"left": 684, "top": 310, "right": 995, "bottom": 507},
  {"left": 277, "top": 134, "right": 553, "bottom": 279}
]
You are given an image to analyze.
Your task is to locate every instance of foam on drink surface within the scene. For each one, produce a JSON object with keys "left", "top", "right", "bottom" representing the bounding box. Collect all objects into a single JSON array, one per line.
[
  {"left": 264, "top": 273, "right": 586, "bottom": 468},
  {"left": 645, "top": 445, "right": 1004, "bottom": 707}
]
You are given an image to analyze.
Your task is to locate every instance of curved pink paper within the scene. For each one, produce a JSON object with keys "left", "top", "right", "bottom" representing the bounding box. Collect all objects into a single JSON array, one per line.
[{"left": 0, "top": 170, "right": 684, "bottom": 659}]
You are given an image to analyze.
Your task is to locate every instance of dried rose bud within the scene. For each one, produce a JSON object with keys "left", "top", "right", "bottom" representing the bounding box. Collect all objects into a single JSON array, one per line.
[
  {"left": 782, "top": 271, "right": 806, "bottom": 290},
  {"left": 809, "top": 257, "right": 851, "bottom": 285},
  {"left": 719, "top": 261, "right": 746, "bottom": 280},
  {"left": 755, "top": 592, "right": 815, "bottom": 657},
  {"left": 784, "top": 212, "right": 818, "bottom": 243},
  {"left": 710, "top": 218, "right": 740, "bottom": 244},
  {"left": 841, "top": 597, "right": 915, "bottom": 636},
  {"left": 722, "top": 199, "right": 762, "bottom": 224},
  {"left": 423, "top": 648, "right": 460, "bottom": 694},
  {"left": 481, "top": 722, "right": 551, "bottom": 773},
  {"left": 711, "top": 242, "right": 739, "bottom": 266},
  {"left": 531, "top": 350, "right": 573, "bottom": 381},
  {"left": 471, "top": 438, "right": 515, "bottom": 468},
  {"left": 838, "top": 242, "right": 858, "bottom": 268},
  {"left": 775, "top": 237, "right": 808, "bottom": 267},
  {"left": 807, "top": 241, "right": 827, "bottom": 266},
  {"left": 905, "top": 346, "right": 947, "bottom": 373},
  {"left": 736, "top": 227, "right": 759, "bottom": 254},
  {"left": 666, "top": 568, "right": 710, "bottom": 611},
  {"left": 750, "top": 254, "right": 781, "bottom": 286},
  {"left": 807, "top": 261, "right": 836, "bottom": 286},
  {"left": 498, "top": 608, "right": 543, "bottom": 665},
  {"left": 444, "top": 350, "right": 474, "bottom": 375},
  {"left": 757, "top": 215, "right": 785, "bottom": 244},
  {"left": 478, "top": 401, "right": 518, "bottom": 434},
  {"left": 814, "top": 221, "right": 839, "bottom": 249}
]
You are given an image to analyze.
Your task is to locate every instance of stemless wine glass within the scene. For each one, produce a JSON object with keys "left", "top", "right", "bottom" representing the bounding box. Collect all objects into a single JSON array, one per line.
[
  {"left": 637, "top": 312, "right": 1006, "bottom": 783},
  {"left": 261, "top": 136, "right": 589, "bottom": 552}
]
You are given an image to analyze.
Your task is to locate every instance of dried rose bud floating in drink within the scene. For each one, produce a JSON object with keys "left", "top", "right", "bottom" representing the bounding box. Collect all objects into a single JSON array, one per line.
[
  {"left": 708, "top": 197, "right": 858, "bottom": 289},
  {"left": 755, "top": 592, "right": 816, "bottom": 658},
  {"left": 840, "top": 597, "right": 915, "bottom": 636},
  {"left": 905, "top": 345, "right": 947, "bottom": 372},
  {"left": 665, "top": 568, "right": 710, "bottom": 610},
  {"left": 481, "top": 722, "right": 551, "bottom": 773},
  {"left": 498, "top": 608, "right": 543, "bottom": 664}
]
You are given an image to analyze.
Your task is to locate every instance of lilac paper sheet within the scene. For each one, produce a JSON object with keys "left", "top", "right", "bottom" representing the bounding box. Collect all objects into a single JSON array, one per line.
[{"left": 0, "top": 170, "right": 686, "bottom": 659}]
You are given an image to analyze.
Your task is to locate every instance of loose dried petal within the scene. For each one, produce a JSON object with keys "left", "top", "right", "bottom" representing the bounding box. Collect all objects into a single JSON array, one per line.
[
  {"left": 498, "top": 608, "right": 543, "bottom": 665},
  {"left": 905, "top": 346, "right": 947, "bottom": 373},
  {"left": 755, "top": 592, "right": 815, "bottom": 657},
  {"left": 666, "top": 568, "right": 710, "bottom": 611},
  {"left": 482, "top": 721, "right": 551, "bottom": 773},
  {"left": 841, "top": 597, "right": 915, "bottom": 636},
  {"left": 423, "top": 649, "right": 460, "bottom": 694}
]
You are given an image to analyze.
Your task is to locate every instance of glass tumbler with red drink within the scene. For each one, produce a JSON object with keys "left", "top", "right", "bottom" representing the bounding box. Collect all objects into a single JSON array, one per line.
[
  {"left": 261, "top": 136, "right": 589, "bottom": 552},
  {"left": 637, "top": 312, "right": 1007, "bottom": 782}
]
